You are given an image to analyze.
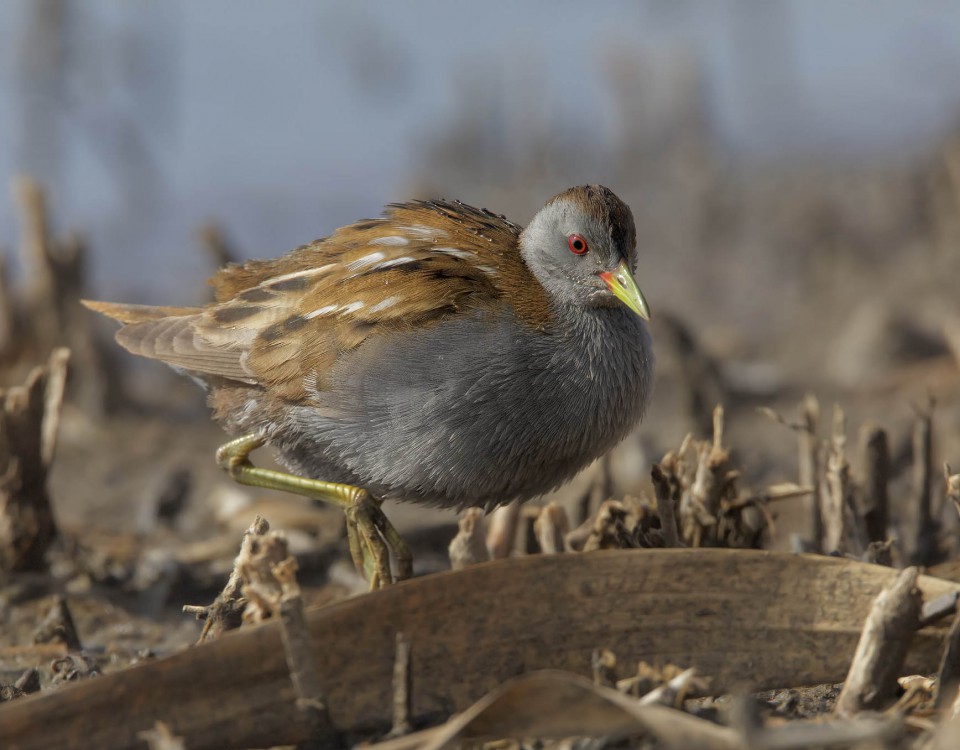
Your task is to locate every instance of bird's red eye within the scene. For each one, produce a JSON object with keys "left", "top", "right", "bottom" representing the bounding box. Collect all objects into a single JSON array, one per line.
[{"left": 568, "top": 233, "right": 588, "bottom": 255}]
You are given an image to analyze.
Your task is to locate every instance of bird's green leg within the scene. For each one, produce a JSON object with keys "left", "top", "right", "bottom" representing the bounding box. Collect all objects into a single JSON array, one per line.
[{"left": 215, "top": 433, "right": 410, "bottom": 589}]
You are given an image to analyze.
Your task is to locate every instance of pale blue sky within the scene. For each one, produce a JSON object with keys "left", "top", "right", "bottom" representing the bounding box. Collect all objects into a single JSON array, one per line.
[{"left": 2, "top": 1, "right": 960, "bottom": 299}]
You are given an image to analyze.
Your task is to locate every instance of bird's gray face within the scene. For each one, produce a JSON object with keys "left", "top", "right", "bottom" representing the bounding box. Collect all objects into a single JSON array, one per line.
[{"left": 520, "top": 186, "right": 650, "bottom": 320}]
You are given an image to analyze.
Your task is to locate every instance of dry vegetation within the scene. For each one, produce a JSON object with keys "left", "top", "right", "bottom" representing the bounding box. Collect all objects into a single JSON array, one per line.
[{"left": 3, "top": 60, "right": 960, "bottom": 749}]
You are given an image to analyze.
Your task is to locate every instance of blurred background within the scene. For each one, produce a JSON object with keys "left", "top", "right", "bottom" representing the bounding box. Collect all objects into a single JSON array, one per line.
[{"left": 1, "top": 0, "right": 960, "bottom": 598}]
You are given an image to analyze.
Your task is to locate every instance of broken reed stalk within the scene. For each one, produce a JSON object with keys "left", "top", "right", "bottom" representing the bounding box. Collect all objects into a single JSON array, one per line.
[
  {"left": 184, "top": 515, "right": 269, "bottom": 642},
  {"left": 823, "top": 406, "right": 850, "bottom": 555},
  {"left": 798, "top": 395, "right": 823, "bottom": 553},
  {"left": 857, "top": 422, "right": 890, "bottom": 544},
  {"left": 835, "top": 566, "right": 922, "bottom": 716},
  {"left": 0, "top": 347, "right": 68, "bottom": 573},
  {"left": 12, "top": 177, "right": 56, "bottom": 315},
  {"left": 448, "top": 508, "right": 489, "bottom": 570},
  {"left": 651, "top": 463, "right": 680, "bottom": 547},
  {"left": 33, "top": 595, "right": 82, "bottom": 652},
  {"left": 533, "top": 502, "right": 568, "bottom": 554},
  {"left": 11, "top": 177, "right": 117, "bottom": 415},
  {"left": 486, "top": 501, "right": 520, "bottom": 560},
  {"left": 0, "top": 255, "right": 19, "bottom": 364},
  {"left": 912, "top": 399, "right": 938, "bottom": 566},
  {"left": 948, "top": 464, "right": 960, "bottom": 519},
  {"left": 389, "top": 634, "right": 413, "bottom": 738},
  {"left": 276, "top": 554, "right": 337, "bottom": 745},
  {"left": 680, "top": 405, "right": 730, "bottom": 547},
  {"left": 691, "top": 406, "right": 728, "bottom": 519},
  {"left": 935, "top": 609, "right": 960, "bottom": 710}
]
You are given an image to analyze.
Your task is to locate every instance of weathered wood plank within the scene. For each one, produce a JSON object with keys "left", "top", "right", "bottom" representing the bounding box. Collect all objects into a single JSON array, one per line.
[{"left": 2, "top": 549, "right": 957, "bottom": 750}]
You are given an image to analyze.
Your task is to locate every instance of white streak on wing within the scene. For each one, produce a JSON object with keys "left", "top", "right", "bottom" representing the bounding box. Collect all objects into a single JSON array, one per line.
[
  {"left": 369, "top": 296, "right": 400, "bottom": 313},
  {"left": 433, "top": 247, "right": 476, "bottom": 260},
  {"left": 369, "top": 235, "right": 410, "bottom": 246},
  {"left": 399, "top": 225, "right": 446, "bottom": 240},
  {"left": 346, "top": 251, "right": 386, "bottom": 270},
  {"left": 477, "top": 265, "right": 498, "bottom": 276},
  {"left": 304, "top": 304, "right": 339, "bottom": 319},
  {"left": 268, "top": 266, "right": 332, "bottom": 284},
  {"left": 339, "top": 301, "right": 365, "bottom": 314},
  {"left": 372, "top": 256, "right": 416, "bottom": 270}
]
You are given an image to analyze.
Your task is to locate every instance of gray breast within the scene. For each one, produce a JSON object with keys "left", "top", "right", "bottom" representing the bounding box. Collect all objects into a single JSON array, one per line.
[{"left": 279, "top": 306, "right": 654, "bottom": 509}]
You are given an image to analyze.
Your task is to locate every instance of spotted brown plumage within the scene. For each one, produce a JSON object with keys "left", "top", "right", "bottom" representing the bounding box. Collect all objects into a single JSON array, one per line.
[{"left": 86, "top": 197, "right": 560, "bottom": 400}]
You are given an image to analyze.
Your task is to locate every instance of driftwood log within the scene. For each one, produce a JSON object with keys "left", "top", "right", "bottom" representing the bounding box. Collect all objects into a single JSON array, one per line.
[{"left": 2, "top": 549, "right": 959, "bottom": 750}]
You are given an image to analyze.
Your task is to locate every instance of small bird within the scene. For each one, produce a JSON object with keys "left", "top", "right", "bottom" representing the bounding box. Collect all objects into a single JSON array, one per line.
[{"left": 85, "top": 185, "right": 654, "bottom": 586}]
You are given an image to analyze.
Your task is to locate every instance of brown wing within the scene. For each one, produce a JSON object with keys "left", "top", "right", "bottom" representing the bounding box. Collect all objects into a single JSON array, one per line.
[{"left": 87, "top": 200, "right": 553, "bottom": 400}]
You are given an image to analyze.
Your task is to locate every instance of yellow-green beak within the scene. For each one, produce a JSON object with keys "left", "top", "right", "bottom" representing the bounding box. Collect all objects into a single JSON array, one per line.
[{"left": 599, "top": 261, "right": 651, "bottom": 321}]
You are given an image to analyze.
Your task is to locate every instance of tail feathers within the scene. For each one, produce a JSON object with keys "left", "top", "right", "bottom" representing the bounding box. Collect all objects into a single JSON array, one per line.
[
  {"left": 81, "top": 299, "right": 201, "bottom": 324},
  {"left": 82, "top": 299, "right": 256, "bottom": 384}
]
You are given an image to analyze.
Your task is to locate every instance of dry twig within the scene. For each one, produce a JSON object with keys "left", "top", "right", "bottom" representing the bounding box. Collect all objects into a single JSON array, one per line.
[{"left": 835, "top": 566, "right": 922, "bottom": 716}]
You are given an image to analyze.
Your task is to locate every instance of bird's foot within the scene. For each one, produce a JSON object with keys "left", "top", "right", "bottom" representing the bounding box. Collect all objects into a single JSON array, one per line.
[{"left": 215, "top": 433, "right": 412, "bottom": 589}]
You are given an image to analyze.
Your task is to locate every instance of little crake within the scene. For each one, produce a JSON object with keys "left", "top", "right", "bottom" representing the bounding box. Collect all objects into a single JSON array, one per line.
[{"left": 86, "top": 185, "right": 654, "bottom": 586}]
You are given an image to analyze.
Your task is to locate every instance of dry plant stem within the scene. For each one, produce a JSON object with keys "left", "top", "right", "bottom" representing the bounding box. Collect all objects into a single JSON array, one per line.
[
  {"left": 935, "top": 609, "right": 960, "bottom": 710},
  {"left": 912, "top": 398, "right": 937, "bottom": 566},
  {"left": 0, "top": 347, "right": 67, "bottom": 573},
  {"left": 448, "top": 508, "right": 488, "bottom": 570},
  {"left": 858, "top": 422, "right": 890, "bottom": 544},
  {"left": 533, "top": 502, "right": 568, "bottom": 554},
  {"left": 651, "top": 463, "right": 680, "bottom": 547},
  {"left": 678, "top": 405, "right": 730, "bottom": 547},
  {"left": 486, "top": 501, "right": 520, "bottom": 559},
  {"left": 12, "top": 178, "right": 112, "bottom": 415},
  {"left": 185, "top": 515, "right": 269, "bottom": 642},
  {"left": 636, "top": 667, "right": 699, "bottom": 707},
  {"left": 823, "top": 406, "right": 850, "bottom": 554},
  {"left": 389, "top": 633, "right": 413, "bottom": 738},
  {"left": 948, "top": 463, "right": 960, "bottom": 518},
  {"left": 798, "top": 395, "right": 823, "bottom": 552},
  {"left": 0, "top": 256, "right": 19, "bottom": 363},
  {"left": 14, "top": 668, "right": 40, "bottom": 695},
  {"left": 33, "top": 595, "right": 81, "bottom": 651},
  {"left": 277, "top": 561, "right": 337, "bottom": 747},
  {"left": 12, "top": 177, "right": 56, "bottom": 328},
  {"left": 835, "top": 566, "right": 922, "bottom": 716},
  {"left": 691, "top": 406, "right": 728, "bottom": 519}
]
